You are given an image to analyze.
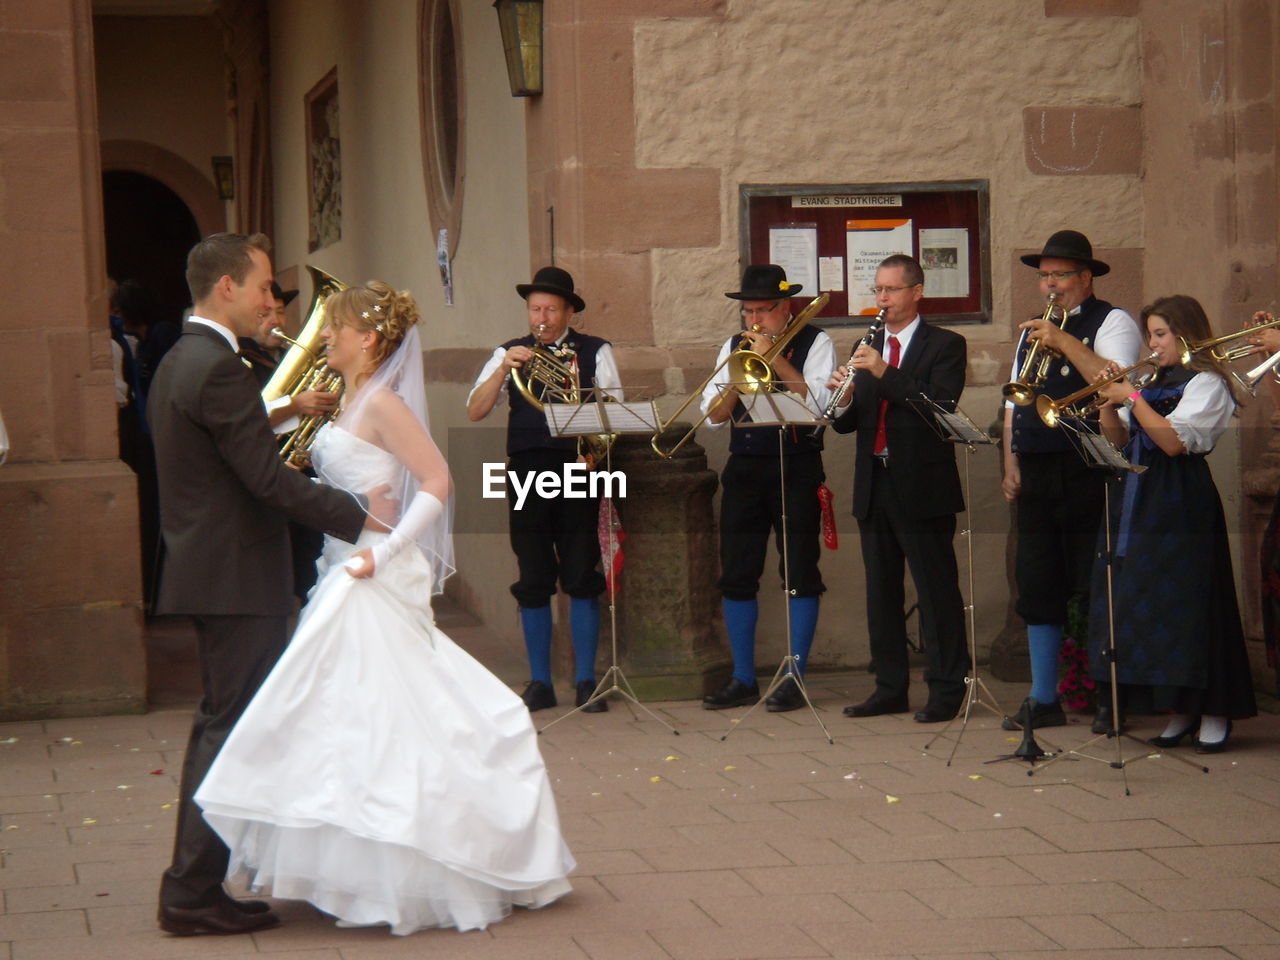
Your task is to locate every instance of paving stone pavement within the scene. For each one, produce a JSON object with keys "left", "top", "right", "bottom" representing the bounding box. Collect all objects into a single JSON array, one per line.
[{"left": 2, "top": 611, "right": 1279, "bottom": 959}]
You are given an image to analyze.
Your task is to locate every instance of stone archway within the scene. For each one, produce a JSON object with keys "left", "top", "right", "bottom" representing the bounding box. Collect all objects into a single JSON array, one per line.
[{"left": 99, "top": 139, "right": 225, "bottom": 239}]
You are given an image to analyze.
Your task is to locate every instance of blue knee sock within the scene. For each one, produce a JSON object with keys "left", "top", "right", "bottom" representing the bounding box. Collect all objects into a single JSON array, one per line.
[
  {"left": 787, "top": 596, "right": 819, "bottom": 675},
  {"left": 570, "top": 597, "right": 599, "bottom": 685},
  {"left": 520, "top": 605, "right": 553, "bottom": 686},
  {"left": 723, "top": 598, "right": 759, "bottom": 684},
  {"left": 1027, "top": 622, "right": 1063, "bottom": 703}
]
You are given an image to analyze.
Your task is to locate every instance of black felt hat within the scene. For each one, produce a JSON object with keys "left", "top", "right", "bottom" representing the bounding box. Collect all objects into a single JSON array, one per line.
[
  {"left": 516, "top": 266, "right": 586, "bottom": 313},
  {"left": 1020, "top": 230, "right": 1110, "bottom": 277},
  {"left": 725, "top": 264, "right": 803, "bottom": 301},
  {"left": 271, "top": 281, "right": 298, "bottom": 307}
]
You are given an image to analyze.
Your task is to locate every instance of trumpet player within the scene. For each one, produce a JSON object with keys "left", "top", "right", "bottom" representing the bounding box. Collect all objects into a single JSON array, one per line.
[
  {"left": 827, "top": 255, "right": 969, "bottom": 722},
  {"left": 700, "top": 264, "right": 835, "bottom": 712},
  {"left": 1089, "top": 296, "right": 1255, "bottom": 752},
  {"left": 467, "top": 266, "right": 621, "bottom": 714},
  {"left": 1002, "top": 230, "right": 1142, "bottom": 733}
]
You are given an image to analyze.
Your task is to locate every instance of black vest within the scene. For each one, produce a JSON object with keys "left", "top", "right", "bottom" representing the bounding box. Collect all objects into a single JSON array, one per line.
[
  {"left": 502, "top": 328, "right": 608, "bottom": 455},
  {"left": 1011, "top": 297, "right": 1113, "bottom": 455},
  {"left": 727, "top": 323, "right": 824, "bottom": 456}
]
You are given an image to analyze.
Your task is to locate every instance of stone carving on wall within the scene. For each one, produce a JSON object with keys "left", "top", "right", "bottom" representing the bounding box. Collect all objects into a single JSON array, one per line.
[{"left": 306, "top": 69, "right": 341, "bottom": 252}]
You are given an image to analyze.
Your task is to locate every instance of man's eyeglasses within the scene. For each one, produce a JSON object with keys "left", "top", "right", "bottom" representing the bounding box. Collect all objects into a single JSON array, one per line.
[
  {"left": 870, "top": 284, "right": 919, "bottom": 296},
  {"left": 1035, "top": 270, "right": 1083, "bottom": 281},
  {"left": 740, "top": 302, "right": 784, "bottom": 318}
]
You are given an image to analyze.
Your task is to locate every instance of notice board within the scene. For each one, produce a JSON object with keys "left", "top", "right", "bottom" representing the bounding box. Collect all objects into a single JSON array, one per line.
[{"left": 740, "top": 180, "right": 991, "bottom": 326}]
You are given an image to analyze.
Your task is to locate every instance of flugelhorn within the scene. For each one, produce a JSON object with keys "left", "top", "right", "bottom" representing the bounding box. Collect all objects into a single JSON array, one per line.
[
  {"left": 812, "top": 308, "right": 887, "bottom": 441},
  {"left": 650, "top": 292, "right": 830, "bottom": 460},
  {"left": 262, "top": 265, "right": 348, "bottom": 466},
  {"left": 1035, "top": 351, "right": 1161, "bottom": 428},
  {"left": 1003, "top": 293, "right": 1070, "bottom": 406}
]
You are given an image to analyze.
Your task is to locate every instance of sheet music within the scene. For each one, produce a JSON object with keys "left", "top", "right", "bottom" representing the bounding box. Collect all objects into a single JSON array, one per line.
[
  {"left": 733, "top": 389, "right": 822, "bottom": 427},
  {"left": 544, "top": 399, "right": 659, "bottom": 437},
  {"left": 935, "top": 408, "right": 992, "bottom": 444},
  {"left": 1079, "top": 432, "right": 1146, "bottom": 474}
]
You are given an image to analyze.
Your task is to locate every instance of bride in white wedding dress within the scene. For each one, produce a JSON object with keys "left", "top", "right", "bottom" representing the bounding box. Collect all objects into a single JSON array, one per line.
[{"left": 194, "top": 281, "right": 574, "bottom": 935}]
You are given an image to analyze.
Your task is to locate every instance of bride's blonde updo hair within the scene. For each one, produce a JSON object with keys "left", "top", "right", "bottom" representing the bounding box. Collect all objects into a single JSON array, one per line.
[{"left": 325, "top": 280, "right": 421, "bottom": 369}]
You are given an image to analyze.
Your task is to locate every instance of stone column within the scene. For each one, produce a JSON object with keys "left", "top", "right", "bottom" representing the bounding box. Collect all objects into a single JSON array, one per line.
[
  {"left": 607, "top": 430, "right": 725, "bottom": 700},
  {"left": 0, "top": 0, "right": 145, "bottom": 719}
]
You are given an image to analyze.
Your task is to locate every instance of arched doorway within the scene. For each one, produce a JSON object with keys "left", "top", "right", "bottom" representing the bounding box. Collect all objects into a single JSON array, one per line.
[{"left": 102, "top": 170, "right": 201, "bottom": 323}]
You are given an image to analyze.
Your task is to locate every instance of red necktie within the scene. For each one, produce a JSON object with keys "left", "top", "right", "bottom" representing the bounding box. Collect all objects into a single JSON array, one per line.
[{"left": 872, "top": 335, "right": 900, "bottom": 455}]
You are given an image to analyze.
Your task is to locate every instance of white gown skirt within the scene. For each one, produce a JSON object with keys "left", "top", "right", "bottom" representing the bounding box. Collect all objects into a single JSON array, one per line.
[{"left": 195, "top": 534, "right": 574, "bottom": 935}]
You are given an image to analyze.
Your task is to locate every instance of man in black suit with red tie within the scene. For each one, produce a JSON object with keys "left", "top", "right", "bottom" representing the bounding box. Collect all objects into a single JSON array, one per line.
[
  {"left": 149, "top": 233, "right": 377, "bottom": 936},
  {"left": 829, "top": 254, "right": 969, "bottom": 722}
]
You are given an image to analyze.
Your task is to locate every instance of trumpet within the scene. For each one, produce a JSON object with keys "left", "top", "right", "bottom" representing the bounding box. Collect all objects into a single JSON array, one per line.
[
  {"left": 1238, "top": 349, "right": 1280, "bottom": 395},
  {"left": 1035, "top": 351, "right": 1161, "bottom": 428},
  {"left": 1178, "top": 313, "right": 1280, "bottom": 395},
  {"left": 650, "top": 292, "right": 830, "bottom": 459},
  {"left": 812, "top": 309, "right": 887, "bottom": 441},
  {"left": 1003, "top": 293, "right": 1070, "bottom": 406}
]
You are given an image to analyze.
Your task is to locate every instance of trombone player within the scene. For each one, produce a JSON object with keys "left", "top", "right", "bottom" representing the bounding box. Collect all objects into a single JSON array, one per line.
[
  {"left": 467, "top": 266, "right": 621, "bottom": 714},
  {"left": 1001, "top": 230, "right": 1142, "bottom": 733},
  {"left": 700, "top": 264, "right": 835, "bottom": 712}
]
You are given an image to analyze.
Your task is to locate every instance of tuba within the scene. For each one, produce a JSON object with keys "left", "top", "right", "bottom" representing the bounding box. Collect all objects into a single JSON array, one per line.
[
  {"left": 262, "top": 266, "right": 347, "bottom": 466},
  {"left": 511, "top": 325, "right": 615, "bottom": 468},
  {"left": 650, "top": 292, "right": 830, "bottom": 459},
  {"left": 1003, "top": 293, "right": 1070, "bottom": 406}
]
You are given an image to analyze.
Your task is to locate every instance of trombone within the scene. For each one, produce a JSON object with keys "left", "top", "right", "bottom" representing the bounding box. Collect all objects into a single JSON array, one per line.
[
  {"left": 1003, "top": 293, "right": 1070, "bottom": 406},
  {"left": 650, "top": 292, "right": 830, "bottom": 459},
  {"left": 1035, "top": 351, "right": 1160, "bottom": 428}
]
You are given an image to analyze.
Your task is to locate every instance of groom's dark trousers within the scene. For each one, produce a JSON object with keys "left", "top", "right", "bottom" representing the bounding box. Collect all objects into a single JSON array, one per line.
[{"left": 149, "top": 322, "right": 366, "bottom": 909}]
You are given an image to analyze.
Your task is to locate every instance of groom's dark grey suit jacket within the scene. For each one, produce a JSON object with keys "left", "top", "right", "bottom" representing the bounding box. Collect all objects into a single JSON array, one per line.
[{"left": 148, "top": 321, "right": 366, "bottom": 617}]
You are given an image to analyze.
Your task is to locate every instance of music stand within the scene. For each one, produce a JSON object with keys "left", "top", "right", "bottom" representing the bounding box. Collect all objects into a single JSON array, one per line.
[
  {"left": 715, "top": 383, "right": 834, "bottom": 744},
  {"left": 1027, "top": 417, "right": 1208, "bottom": 791},
  {"left": 534, "top": 385, "right": 679, "bottom": 736},
  {"left": 911, "top": 398, "right": 1030, "bottom": 764}
]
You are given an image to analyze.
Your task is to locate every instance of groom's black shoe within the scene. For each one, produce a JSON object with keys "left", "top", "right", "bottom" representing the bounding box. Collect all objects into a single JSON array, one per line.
[
  {"left": 230, "top": 898, "right": 272, "bottom": 915},
  {"left": 158, "top": 901, "right": 280, "bottom": 936},
  {"left": 576, "top": 679, "right": 608, "bottom": 713},
  {"left": 521, "top": 680, "right": 557, "bottom": 712}
]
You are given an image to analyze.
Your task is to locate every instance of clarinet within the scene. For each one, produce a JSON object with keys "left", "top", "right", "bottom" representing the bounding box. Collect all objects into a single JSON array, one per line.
[{"left": 813, "top": 309, "right": 887, "bottom": 440}]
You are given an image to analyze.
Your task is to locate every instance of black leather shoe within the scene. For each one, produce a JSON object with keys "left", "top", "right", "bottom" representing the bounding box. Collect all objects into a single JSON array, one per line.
[
  {"left": 158, "top": 901, "right": 280, "bottom": 937},
  {"left": 230, "top": 898, "right": 272, "bottom": 915},
  {"left": 1195, "top": 720, "right": 1233, "bottom": 754},
  {"left": 520, "top": 680, "right": 557, "bottom": 712},
  {"left": 914, "top": 701, "right": 959, "bottom": 723},
  {"left": 765, "top": 677, "right": 805, "bottom": 713},
  {"left": 576, "top": 679, "right": 608, "bottom": 713},
  {"left": 1001, "top": 697, "right": 1066, "bottom": 731},
  {"left": 1091, "top": 704, "right": 1125, "bottom": 735},
  {"left": 703, "top": 677, "right": 759, "bottom": 710},
  {"left": 843, "top": 691, "right": 909, "bottom": 718}
]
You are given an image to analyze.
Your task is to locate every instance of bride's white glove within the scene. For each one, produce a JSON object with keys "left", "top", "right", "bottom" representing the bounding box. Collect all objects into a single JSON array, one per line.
[{"left": 345, "top": 491, "right": 445, "bottom": 577}]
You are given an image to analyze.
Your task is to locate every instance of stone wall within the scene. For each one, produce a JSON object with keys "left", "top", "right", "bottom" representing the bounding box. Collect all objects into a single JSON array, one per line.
[
  {"left": 0, "top": 0, "right": 145, "bottom": 719},
  {"left": 527, "top": 0, "right": 1151, "bottom": 674}
]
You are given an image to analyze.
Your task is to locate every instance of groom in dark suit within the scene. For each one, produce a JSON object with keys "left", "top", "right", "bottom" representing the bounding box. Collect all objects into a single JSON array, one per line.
[
  {"left": 149, "top": 233, "right": 374, "bottom": 936},
  {"left": 829, "top": 254, "right": 970, "bottom": 722}
]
